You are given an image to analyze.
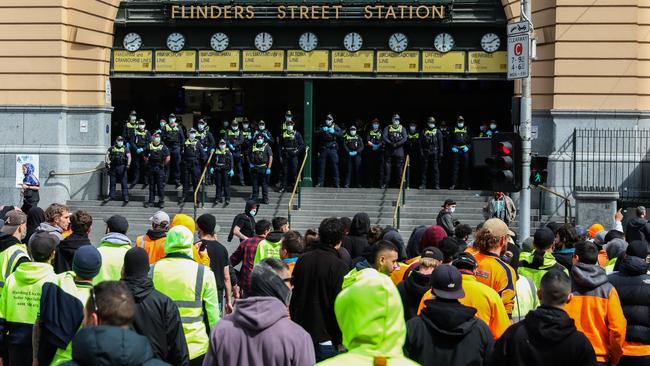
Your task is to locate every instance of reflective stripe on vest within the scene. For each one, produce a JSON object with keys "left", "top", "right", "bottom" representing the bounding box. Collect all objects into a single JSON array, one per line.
[
  {"left": 0, "top": 244, "right": 28, "bottom": 289},
  {"left": 151, "top": 262, "right": 204, "bottom": 318}
]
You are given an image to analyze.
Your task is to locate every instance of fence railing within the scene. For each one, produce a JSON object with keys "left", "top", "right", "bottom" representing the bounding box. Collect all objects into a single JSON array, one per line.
[
  {"left": 392, "top": 155, "right": 410, "bottom": 229},
  {"left": 287, "top": 147, "right": 310, "bottom": 227}
]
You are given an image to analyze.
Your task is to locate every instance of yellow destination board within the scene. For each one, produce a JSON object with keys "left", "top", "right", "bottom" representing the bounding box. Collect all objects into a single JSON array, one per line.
[
  {"left": 331, "top": 51, "right": 374, "bottom": 73},
  {"left": 376, "top": 51, "right": 419, "bottom": 73},
  {"left": 113, "top": 50, "right": 153, "bottom": 72},
  {"left": 468, "top": 51, "right": 507, "bottom": 73},
  {"left": 199, "top": 50, "right": 240, "bottom": 72},
  {"left": 422, "top": 51, "right": 465, "bottom": 73},
  {"left": 242, "top": 50, "right": 285, "bottom": 72},
  {"left": 287, "top": 50, "right": 329, "bottom": 72},
  {"left": 155, "top": 50, "right": 196, "bottom": 72}
]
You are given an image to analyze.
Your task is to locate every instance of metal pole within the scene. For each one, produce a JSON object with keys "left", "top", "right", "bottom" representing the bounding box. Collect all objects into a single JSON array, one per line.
[
  {"left": 519, "top": 0, "right": 533, "bottom": 238},
  {"left": 302, "top": 79, "right": 314, "bottom": 187}
]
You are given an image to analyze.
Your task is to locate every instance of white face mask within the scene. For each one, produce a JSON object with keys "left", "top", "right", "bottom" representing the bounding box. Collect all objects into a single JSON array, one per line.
[
  {"left": 153, "top": 137, "right": 161, "bottom": 144},
  {"left": 130, "top": 115, "right": 136, "bottom": 122},
  {"left": 350, "top": 130, "right": 357, "bottom": 136},
  {"left": 450, "top": 206, "right": 456, "bottom": 213},
  {"left": 116, "top": 141, "right": 124, "bottom": 147},
  {"left": 409, "top": 126, "right": 416, "bottom": 132},
  {"left": 138, "top": 124, "right": 145, "bottom": 130},
  {"left": 232, "top": 126, "right": 239, "bottom": 131},
  {"left": 259, "top": 125, "right": 266, "bottom": 131},
  {"left": 243, "top": 123, "right": 249, "bottom": 129},
  {"left": 189, "top": 133, "right": 196, "bottom": 140},
  {"left": 285, "top": 116, "right": 292, "bottom": 122},
  {"left": 160, "top": 121, "right": 166, "bottom": 127},
  {"left": 490, "top": 123, "right": 497, "bottom": 130},
  {"left": 287, "top": 125, "right": 294, "bottom": 132},
  {"left": 457, "top": 123, "right": 464, "bottom": 128},
  {"left": 428, "top": 123, "right": 436, "bottom": 129},
  {"left": 326, "top": 119, "right": 333, "bottom": 126},
  {"left": 198, "top": 124, "right": 205, "bottom": 131},
  {"left": 393, "top": 119, "right": 400, "bottom": 125},
  {"left": 169, "top": 118, "right": 176, "bottom": 124},
  {"left": 219, "top": 144, "right": 226, "bottom": 150},
  {"left": 257, "top": 139, "right": 264, "bottom": 145}
]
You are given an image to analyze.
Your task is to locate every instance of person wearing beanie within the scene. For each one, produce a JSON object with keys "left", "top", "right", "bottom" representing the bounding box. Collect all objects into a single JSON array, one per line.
[
  {"left": 609, "top": 240, "right": 650, "bottom": 365},
  {"left": 420, "top": 225, "right": 448, "bottom": 251},
  {"left": 36, "top": 245, "right": 102, "bottom": 365},
  {"left": 196, "top": 213, "right": 233, "bottom": 315},
  {"left": 604, "top": 238, "right": 628, "bottom": 273},
  {"left": 94, "top": 215, "right": 132, "bottom": 285},
  {"left": 122, "top": 247, "right": 189, "bottom": 366},
  {"left": 203, "top": 258, "right": 315, "bottom": 366}
]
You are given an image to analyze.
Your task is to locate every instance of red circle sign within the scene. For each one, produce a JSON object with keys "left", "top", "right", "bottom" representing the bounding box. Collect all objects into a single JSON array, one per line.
[{"left": 514, "top": 43, "right": 523, "bottom": 56}]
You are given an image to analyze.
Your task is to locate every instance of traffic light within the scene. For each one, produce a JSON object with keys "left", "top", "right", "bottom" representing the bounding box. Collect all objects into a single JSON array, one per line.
[
  {"left": 530, "top": 156, "right": 549, "bottom": 186},
  {"left": 486, "top": 132, "right": 522, "bottom": 192}
]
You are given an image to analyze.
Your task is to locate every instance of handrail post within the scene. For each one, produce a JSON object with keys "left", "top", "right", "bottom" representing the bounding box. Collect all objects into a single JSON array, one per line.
[
  {"left": 194, "top": 151, "right": 215, "bottom": 215},
  {"left": 288, "top": 147, "right": 310, "bottom": 227},
  {"left": 298, "top": 180, "right": 302, "bottom": 209}
]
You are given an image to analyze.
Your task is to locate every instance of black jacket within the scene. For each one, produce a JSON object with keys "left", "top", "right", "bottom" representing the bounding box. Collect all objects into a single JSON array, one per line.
[
  {"left": 437, "top": 209, "right": 455, "bottom": 236},
  {"left": 54, "top": 233, "right": 91, "bottom": 274},
  {"left": 488, "top": 306, "right": 596, "bottom": 366},
  {"left": 608, "top": 255, "right": 650, "bottom": 344},
  {"left": 397, "top": 270, "right": 431, "bottom": 321},
  {"left": 625, "top": 217, "right": 650, "bottom": 243},
  {"left": 123, "top": 277, "right": 189, "bottom": 366},
  {"left": 342, "top": 213, "right": 370, "bottom": 259},
  {"left": 228, "top": 200, "right": 259, "bottom": 242},
  {"left": 406, "top": 225, "right": 428, "bottom": 258},
  {"left": 63, "top": 326, "right": 170, "bottom": 366},
  {"left": 405, "top": 299, "right": 493, "bottom": 366}
]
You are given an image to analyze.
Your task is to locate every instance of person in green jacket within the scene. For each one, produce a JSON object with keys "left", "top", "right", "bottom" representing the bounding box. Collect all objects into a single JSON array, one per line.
[
  {"left": 317, "top": 267, "right": 419, "bottom": 366},
  {"left": 253, "top": 217, "right": 289, "bottom": 265},
  {"left": 94, "top": 215, "right": 132, "bottom": 285},
  {"left": 518, "top": 227, "right": 569, "bottom": 291}
]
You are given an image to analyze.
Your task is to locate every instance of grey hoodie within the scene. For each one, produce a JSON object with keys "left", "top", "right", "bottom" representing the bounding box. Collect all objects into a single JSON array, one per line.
[
  {"left": 99, "top": 232, "right": 132, "bottom": 247},
  {"left": 28, "top": 222, "right": 64, "bottom": 245},
  {"left": 571, "top": 262, "right": 609, "bottom": 292}
]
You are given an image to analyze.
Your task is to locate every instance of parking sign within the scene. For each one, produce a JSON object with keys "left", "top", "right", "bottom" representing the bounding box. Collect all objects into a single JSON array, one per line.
[{"left": 507, "top": 34, "right": 529, "bottom": 80}]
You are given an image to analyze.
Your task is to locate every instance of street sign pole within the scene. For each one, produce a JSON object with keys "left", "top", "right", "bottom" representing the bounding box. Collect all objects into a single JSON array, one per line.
[{"left": 519, "top": 0, "right": 532, "bottom": 239}]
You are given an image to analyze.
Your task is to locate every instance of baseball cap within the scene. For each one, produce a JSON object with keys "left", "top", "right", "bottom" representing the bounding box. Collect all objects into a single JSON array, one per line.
[
  {"left": 442, "top": 199, "right": 456, "bottom": 207},
  {"left": 0, "top": 210, "right": 26, "bottom": 234},
  {"left": 421, "top": 246, "right": 444, "bottom": 261},
  {"left": 105, "top": 215, "right": 128, "bottom": 234},
  {"left": 149, "top": 211, "right": 170, "bottom": 226},
  {"left": 533, "top": 227, "right": 555, "bottom": 249},
  {"left": 483, "top": 218, "right": 515, "bottom": 237},
  {"left": 29, "top": 232, "right": 59, "bottom": 262},
  {"left": 430, "top": 265, "right": 465, "bottom": 300},
  {"left": 452, "top": 252, "right": 478, "bottom": 271}
]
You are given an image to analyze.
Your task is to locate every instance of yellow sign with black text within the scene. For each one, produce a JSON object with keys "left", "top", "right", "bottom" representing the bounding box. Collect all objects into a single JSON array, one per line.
[
  {"left": 155, "top": 50, "right": 196, "bottom": 72},
  {"left": 422, "top": 51, "right": 465, "bottom": 73},
  {"left": 199, "top": 50, "right": 240, "bottom": 72},
  {"left": 468, "top": 51, "right": 507, "bottom": 73},
  {"left": 376, "top": 51, "right": 419, "bottom": 73},
  {"left": 331, "top": 51, "right": 374, "bottom": 73},
  {"left": 113, "top": 50, "right": 153, "bottom": 72},
  {"left": 287, "top": 50, "right": 329, "bottom": 72},
  {"left": 242, "top": 50, "right": 285, "bottom": 72}
]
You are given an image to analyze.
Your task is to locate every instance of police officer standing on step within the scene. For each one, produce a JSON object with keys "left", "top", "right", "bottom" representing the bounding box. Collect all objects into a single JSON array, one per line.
[
  {"left": 406, "top": 121, "right": 422, "bottom": 188},
  {"left": 420, "top": 116, "right": 444, "bottom": 190},
  {"left": 382, "top": 114, "right": 408, "bottom": 189},
  {"left": 316, "top": 114, "right": 342, "bottom": 187},
  {"left": 239, "top": 118, "right": 254, "bottom": 185},
  {"left": 343, "top": 125, "right": 364, "bottom": 188},
  {"left": 144, "top": 132, "right": 169, "bottom": 208},
  {"left": 276, "top": 110, "right": 294, "bottom": 190},
  {"left": 211, "top": 139, "right": 233, "bottom": 206},
  {"left": 280, "top": 119, "right": 304, "bottom": 193},
  {"left": 162, "top": 113, "right": 185, "bottom": 189},
  {"left": 253, "top": 120, "right": 273, "bottom": 145},
  {"left": 181, "top": 128, "right": 206, "bottom": 203},
  {"left": 131, "top": 119, "right": 151, "bottom": 187},
  {"left": 122, "top": 110, "right": 138, "bottom": 149},
  {"left": 449, "top": 116, "right": 472, "bottom": 190},
  {"left": 196, "top": 118, "right": 215, "bottom": 185},
  {"left": 226, "top": 119, "right": 245, "bottom": 186},
  {"left": 104, "top": 136, "right": 131, "bottom": 205},
  {"left": 248, "top": 134, "right": 273, "bottom": 204},
  {"left": 366, "top": 118, "right": 384, "bottom": 188}
]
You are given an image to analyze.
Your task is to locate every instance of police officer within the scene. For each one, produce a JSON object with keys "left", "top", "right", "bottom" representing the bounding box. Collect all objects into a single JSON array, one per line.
[
  {"left": 420, "top": 117, "right": 444, "bottom": 190},
  {"left": 438, "top": 120, "right": 452, "bottom": 187},
  {"left": 449, "top": 116, "right": 472, "bottom": 190},
  {"left": 239, "top": 118, "right": 254, "bottom": 185},
  {"left": 406, "top": 121, "right": 422, "bottom": 188},
  {"left": 248, "top": 134, "right": 273, "bottom": 204},
  {"left": 343, "top": 125, "right": 364, "bottom": 188},
  {"left": 130, "top": 119, "right": 151, "bottom": 187},
  {"left": 218, "top": 119, "right": 230, "bottom": 140},
  {"left": 365, "top": 118, "right": 384, "bottom": 188},
  {"left": 196, "top": 118, "right": 216, "bottom": 185},
  {"left": 181, "top": 128, "right": 206, "bottom": 203},
  {"left": 382, "top": 114, "right": 408, "bottom": 189},
  {"left": 162, "top": 113, "right": 185, "bottom": 188},
  {"left": 226, "top": 120, "right": 245, "bottom": 186},
  {"left": 276, "top": 110, "right": 294, "bottom": 190},
  {"left": 143, "top": 132, "right": 170, "bottom": 208},
  {"left": 253, "top": 120, "right": 273, "bottom": 145},
  {"left": 104, "top": 136, "right": 131, "bottom": 205},
  {"left": 488, "top": 120, "right": 499, "bottom": 136},
  {"left": 211, "top": 139, "right": 234, "bottom": 206},
  {"left": 283, "top": 110, "right": 293, "bottom": 133},
  {"left": 279, "top": 119, "right": 304, "bottom": 192},
  {"left": 122, "top": 110, "right": 138, "bottom": 149},
  {"left": 315, "top": 114, "right": 342, "bottom": 188},
  {"left": 478, "top": 122, "right": 491, "bottom": 138}
]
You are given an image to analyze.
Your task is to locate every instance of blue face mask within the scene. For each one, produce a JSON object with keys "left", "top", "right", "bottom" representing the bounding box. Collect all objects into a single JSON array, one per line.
[
  {"left": 373, "top": 124, "right": 379, "bottom": 130},
  {"left": 249, "top": 210, "right": 257, "bottom": 217}
]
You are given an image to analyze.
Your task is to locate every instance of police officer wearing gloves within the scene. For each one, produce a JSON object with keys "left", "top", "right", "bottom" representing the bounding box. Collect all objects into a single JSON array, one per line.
[
  {"left": 365, "top": 118, "right": 384, "bottom": 188},
  {"left": 382, "top": 114, "right": 408, "bottom": 189},
  {"left": 143, "top": 132, "right": 170, "bottom": 209},
  {"left": 343, "top": 125, "right": 364, "bottom": 188},
  {"left": 211, "top": 139, "right": 234, "bottom": 206},
  {"left": 420, "top": 116, "right": 444, "bottom": 190},
  {"left": 488, "top": 120, "right": 499, "bottom": 136},
  {"left": 239, "top": 119, "right": 254, "bottom": 185},
  {"left": 104, "top": 136, "right": 131, "bottom": 205},
  {"left": 253, "top": 120, "right": 273, "bottom": 146},
  {"left": 130, "top": 119, "right": 151, "bottom": 187},
  {"left": 406, "top": 121, "right": 422, "bottom": 188},
  {"left": 196, "top": 118, "right": 216, "bottom": 156},
  {"left": 226, "top": 120, "right": 246, "bottom": 186},
  {"left": 162, "top": 113, "right": 185, "bottom": 189},
  {"left": 279, "top": 119, "right": 304, "bottom": 193},
  {"left": 449, "top": 116, "right": 472, "bottom": 190},
  {"left": 122, "top": 110, "right": 138, "bottom": 150},
  {"left": 248, "top": 134, "right": 273, "bottom": 204},
  {"left": 316, "top": 114, "right": 343, "bottom": 187},
  {"left": 181, "top": 128, "right": 206, "bottom": 203}
]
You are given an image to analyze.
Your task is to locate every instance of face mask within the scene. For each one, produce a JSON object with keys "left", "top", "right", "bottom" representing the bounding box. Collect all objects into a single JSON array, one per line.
[
  {"left": 219, "top": 144, "right": 226, "bottom": 150},
  {"left": 409, "top": 126, "right": 416, "bottom": 132},
  {"left": 441, "top": 127, "right": 447, "bottom": 131},
  {"left": 130, "top": 116, "right": 136, "bottom": 122},
  {"left": 285, "top": 116, "right": 292, "bottom": 122},
  {"left": 224, "top": 122, "right": 229, "bottom": 127},
  {"left": 350, "top": 130, "right": 357, "bottom": 136},
  {"left": 490, "top": 123, "right": 497, "bottom": 130},
  {"left": 232, "top": 126, "right": 239, "bottom": 131},
  {"left": 153, "top": 137, "right": 161, "bottom": 143},
  {"left": 257, "top": 138, "right": 264, "bottom": 145},
  {"left": 259, "top": 125, "right": 266, "bottom": 131},
  {"left": 287, "top": 125, "right": 294, "bottom": 132},
  {"left": 428, "top": 123, "right": 436, "bottom": 129},
  {"left": 189, "top": 133, "right": 196, "bottom": 139},
  {"left": 457, "top": 123, "right": 464, "bottom": 128},
  {"left": 198, "top": 124, "right": 205, "bottom": 131},
  {"left": 450, "top": 207, "right": 456, "bottom": 213},
  {"left": 138, "top": 124, "right": 145, "bottom": 130},
  {"left": 373, "top": 124, "right": 379, "bottom": 130},
  {"left": 243, "top": 123, "right": 249, "bottom": 129},
  {"left": 116, "top": 141, "right": 124, "bottom": 147},
  {"left": 170, "top": 118, "right": 176, "bottom": 124},
  {"left": 393, "top": 119, "right": 400, "bottom": 125},
  {"left": 326, "top": 119, "right": 333, "bottom": 126},
  {"left": 250, "top": 210, "right": 257, "bottom": 217},
  {"left": 160, "top": 121, "right": 166, "bottom": 128}
]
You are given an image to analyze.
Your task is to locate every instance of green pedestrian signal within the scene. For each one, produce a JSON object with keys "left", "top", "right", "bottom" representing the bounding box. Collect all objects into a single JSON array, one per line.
[{"left": 530, "top": 156, "right": 548, "bottom": 186}]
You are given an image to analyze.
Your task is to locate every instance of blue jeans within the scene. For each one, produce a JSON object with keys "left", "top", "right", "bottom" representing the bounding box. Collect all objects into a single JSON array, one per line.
[{"left": 314, "top": 342, "right": 337, "bottom": 362}]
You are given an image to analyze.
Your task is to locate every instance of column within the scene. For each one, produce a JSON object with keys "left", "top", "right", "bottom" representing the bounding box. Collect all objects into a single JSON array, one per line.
[{"left": 302, "top": 79, "right": 313, "bottom": 187}]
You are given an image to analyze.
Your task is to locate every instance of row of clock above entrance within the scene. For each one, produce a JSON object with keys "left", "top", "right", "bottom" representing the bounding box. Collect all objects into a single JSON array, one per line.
[{"left": 122, "top": 31, "right": 502, "bottom": 54}]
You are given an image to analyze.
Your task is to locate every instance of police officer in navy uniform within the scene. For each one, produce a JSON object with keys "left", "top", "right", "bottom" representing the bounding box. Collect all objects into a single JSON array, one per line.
[
  {"left": 104, "top": 136, "right": 131, "bottom": 205},
  {"left": 211, "top": 139, "right": 234, "bottom": 206},
  {"left": 226, "top": 120, "right": 245, "bottom": 186},
  {"left": 248, "top": 134, "right": 273, "bottom": 204},
  {"left": 365, "top": 118, "right": 384, "bottom": 188},
  {"left": 420, "top": 116, "right": 444, "bottom": 190},
  {"left": 181, "top": 128, "right": 206, "bottom": 203},
  {"left": 405, "top": 121, "right": 422, "bottom": 188},
  {"left": 218, "top": 119, "right": 230, "bottom": 141},
  {"left": 382, "top": 114, "right": 408, "bottom": 189},
  {"left": 279, "top": 119, "right": 304, "bottom": 193},
  {"left": 276, "top": 110, "right": 294, "bottom": 190},
  {"left": 122, "top": 110, "right": 138, "bottom": 150},
  {"left": 161, "top": 113, "right": 185, "bottom": 188},
  {"left": 487, "top": 120, "right": 499, "bottom": 136},
  {"left": 196, "top": 118, "right": 215, "bottom": 185},
  {"left": 144, "top": 132, "right": 170, "bottom": 208},
  {"left": 316, "top": 114, "right": 342, "bottom": 188},
  {"left": 449, "top": 116, "right": 472, "bottom": 190},
  {"left": 130, "top": 119, "right": 151, "bottom": 187},
  {"left": 253, "top": 120, "right": 273, "bottom": 146},
  {"left": 238, "top": 118, "right": 254, "bottom": 185},
  {"left": 343, "top": 125, "right": 364, "bottom": 188}
]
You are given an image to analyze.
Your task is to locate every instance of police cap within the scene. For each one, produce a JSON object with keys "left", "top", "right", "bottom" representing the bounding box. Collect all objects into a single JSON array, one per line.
[{"left": 427, "top": 116, "right": 436, "bottom": 123}]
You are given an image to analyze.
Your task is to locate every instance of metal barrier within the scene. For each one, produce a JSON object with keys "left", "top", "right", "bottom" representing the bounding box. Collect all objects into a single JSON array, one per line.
[
  {"left": 287, "top": 147, "right": 310, "bottom": 227},
  {"left": 193, "top": 151, "right": 215, "bottom": 220},
  {"left": 49, "top": 165, "right": 108, "bottom": 199},
  {"left": 537, "top": 184, "right": 572, "bottom": 223},
  {"left": 392, "top": 155, "right": 410, "bottom": 229}
]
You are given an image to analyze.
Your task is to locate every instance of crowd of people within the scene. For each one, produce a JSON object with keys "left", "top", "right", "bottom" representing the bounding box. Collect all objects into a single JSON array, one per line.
[{"left": 1, "top": 197, "right": 650, "bottom": 366}]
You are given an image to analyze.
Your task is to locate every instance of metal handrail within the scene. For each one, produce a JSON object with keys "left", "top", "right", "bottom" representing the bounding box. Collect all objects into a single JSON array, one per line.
[
  {"left": 49, "top": 166, "right": 106, "bottom": 177},
  {"left": 392, "top": 155, "right": 410, "bottom": 229},
  {"left": 537, "top": 184, "right": 572, "bottom": 223},
  {"left": 193, "top": 150, "right": 215, "bottom": 220},
  {"left": 287, "top": 147, "right": 310, "bottom": 226}
]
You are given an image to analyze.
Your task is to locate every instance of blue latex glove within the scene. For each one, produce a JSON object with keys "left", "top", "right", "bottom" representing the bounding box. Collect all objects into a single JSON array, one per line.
[
  {"left": 372, "top": 144, "right": 379, "bottom": 151},
  {"left": 462, "top": 146, "right": 469, "bottom": 153},
  {"left": 349, "top": 151, "right": 357, "bottom": 156},
  {"left": 328, "top": 127, "right": 335, "bottom": 133},
  {"left": 228, "top": 170, "right": 234, "bottom": 177},
  {"left": 136, "top": 148, "right": 144, "bottom": 154},
  {"left": 249, "top": 163, "right": 254, "bottom": 169},
  {"left": 265, "top": 168, "right": 271, "bottom": 175},
  {"left": 210, "top": 148, "right": 215, "bottom": 153},
  {"left": 209, "top": 167, "right": 214, "bottom": 174},
  {"left": 486, "top": 130, "right": 493, "bottom": 137},
  {"left": 451, "top": 146, "right": 459, "bottom": 153},
  {"left": 322, "top": 126, "right": 328, "bottom": 132},
  {"left": 228, "top": 144, "right": 235, "bottom": 150},
  {"left": 126, "top": 142, "right": 131, "bottom": 150}
]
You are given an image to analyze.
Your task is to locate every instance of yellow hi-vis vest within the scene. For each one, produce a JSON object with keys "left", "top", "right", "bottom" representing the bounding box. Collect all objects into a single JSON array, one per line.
[
  {"left": 152, "top": 256, "right": 220, "bottom": 360},
  {"left": 0, "top": 262, "right": 57, "bottom": 326},
  {"left": 0, "top": 244, "right": 29, "bottom": 290},
  {"left": 94, "top": 239, "right": 132, "bottom": 285}
]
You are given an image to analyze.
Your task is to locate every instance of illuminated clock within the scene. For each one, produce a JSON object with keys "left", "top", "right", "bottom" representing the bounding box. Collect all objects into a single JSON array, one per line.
[
  {"left": 388, "top": 32, "right": 408, "bottom": 53},
  {"left": 254, "top": 32, "right": 273, "bottom": 52},
  {"left": 434, "top": 33, "right": 454, "bottom": 53},
  {"left": 210, "top": 32, "right": 229, "bottom": 52},
  {"left": 343, "top": 32, "right": 363, "bottom": 52},
  {"left": 166, "top": 32, "right": 185, "bottom": 52},
  {"left": 299, "top": 32, "right": 318, "bottom": 52},
  {"left": 123, "top": 32, "right": 142, "bottom": 52}
]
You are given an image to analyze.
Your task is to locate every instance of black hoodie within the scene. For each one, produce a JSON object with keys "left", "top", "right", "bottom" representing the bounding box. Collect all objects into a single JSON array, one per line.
[
  {"left": 405, "top": 299, "right": 493, "bottom": 366},
  {"left": 228, "top": 200, "right": 259, "bottom": 242},
  {"left": 342, "top": 213, "right": 370, "bottom": 259},
  {"left": 488, "top": 306, "right": 596, "bottom": 366},
  {"left": 397, "top": 270, "right": 431, "bottom": 321},
  {"left": 608, "top": 255, "right": 650, "bottom": 344},
  {"left": 625, "top": 217, "right": 650, "bottom": 243},
  {"left": 53, "top": 233, "right": 91, "bottom": 274}
]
